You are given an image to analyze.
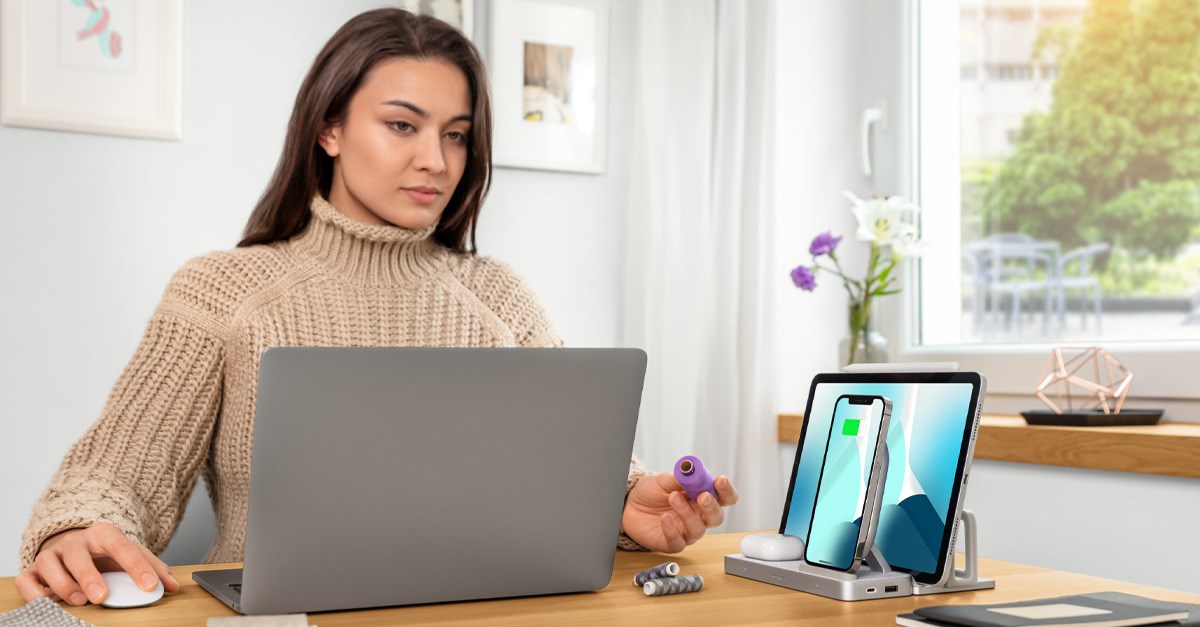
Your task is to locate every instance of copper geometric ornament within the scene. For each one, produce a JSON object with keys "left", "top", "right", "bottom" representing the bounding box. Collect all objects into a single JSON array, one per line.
[{"left": 1034, "top": 346, "right": 1132, "bottom": 415}]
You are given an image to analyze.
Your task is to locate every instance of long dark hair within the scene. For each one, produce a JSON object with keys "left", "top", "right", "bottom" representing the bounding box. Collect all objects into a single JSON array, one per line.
[{"left": 238, "top": 9, "right": 491, "bottom": 253}]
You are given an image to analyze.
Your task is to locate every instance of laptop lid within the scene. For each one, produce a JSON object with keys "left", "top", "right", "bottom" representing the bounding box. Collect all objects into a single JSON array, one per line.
[{"left": 239, "top": 347, "right": 646, "bottom": 615}]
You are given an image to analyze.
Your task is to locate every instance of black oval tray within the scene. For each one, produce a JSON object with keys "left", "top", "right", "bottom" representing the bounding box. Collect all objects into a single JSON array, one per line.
[{"left": 1020, "top": 409, "right": 1164, "bottom": 427}]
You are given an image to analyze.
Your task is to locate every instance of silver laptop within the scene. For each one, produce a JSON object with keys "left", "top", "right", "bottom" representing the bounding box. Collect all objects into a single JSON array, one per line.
[{"left": 194, "top": 347, "right": 646, "bottom": 615}]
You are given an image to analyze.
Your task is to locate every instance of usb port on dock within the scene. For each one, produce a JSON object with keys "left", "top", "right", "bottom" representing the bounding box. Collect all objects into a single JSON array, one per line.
[
  {"left": 865, "top": 587, "right": 877, "bottom": 593},
  {"left": 884, "top": 585, "right": 898, "bottom": 593}
]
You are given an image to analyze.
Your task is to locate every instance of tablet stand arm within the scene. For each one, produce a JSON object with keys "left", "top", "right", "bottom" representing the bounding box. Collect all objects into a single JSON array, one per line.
[{"left": 911, "top": 509, "right": 992, "bottom": 595}]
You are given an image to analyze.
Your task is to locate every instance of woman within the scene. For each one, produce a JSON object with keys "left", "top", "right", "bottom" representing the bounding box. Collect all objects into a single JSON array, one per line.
[{"left": 15, "top": 9, "right": 738, "bottom": 606}]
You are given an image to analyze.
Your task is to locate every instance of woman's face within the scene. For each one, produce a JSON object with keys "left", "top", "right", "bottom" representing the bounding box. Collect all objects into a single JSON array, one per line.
[{"left": 319, "top": 57, "right": 473, "bottom": 230}]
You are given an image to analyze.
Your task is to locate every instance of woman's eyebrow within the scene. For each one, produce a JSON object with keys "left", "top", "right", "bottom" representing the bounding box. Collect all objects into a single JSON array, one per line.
[{"left": 382, "top": 100, "right": 472, "bottom": 123}]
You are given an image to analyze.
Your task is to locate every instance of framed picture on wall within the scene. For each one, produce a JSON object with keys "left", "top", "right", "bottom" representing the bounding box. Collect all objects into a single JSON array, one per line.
[
  {"left": 0, "top": 0, "right": 183, "bottom": 141},
  {"left": 489, "top": 0, "right": 609, "bottom": 174},
  {"left": 395, "top": 0, "right": 475, "bottom": 39}
]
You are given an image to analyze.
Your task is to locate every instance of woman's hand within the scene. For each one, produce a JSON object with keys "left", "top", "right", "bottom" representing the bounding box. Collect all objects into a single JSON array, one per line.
[
  {"left": 14, "top": 523, "right": 180, "bottom": 605},
  {"left": 621, "top": 472, "right": 739, "bottom": 553}
]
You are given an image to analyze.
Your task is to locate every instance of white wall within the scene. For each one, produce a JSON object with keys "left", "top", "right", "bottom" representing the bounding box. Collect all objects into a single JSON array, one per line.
[
  {"left": 0, "top": 0, "right": 634, "bottom": 575},
  {"left": 967, "top": 461, "right": 1200, "bottom": 595}
]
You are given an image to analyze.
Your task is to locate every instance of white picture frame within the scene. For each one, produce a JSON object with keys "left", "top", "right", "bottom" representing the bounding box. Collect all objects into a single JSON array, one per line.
[
  {"left": 395, "top": 0, "right": 476, "bottom": 39},
  {"left": 0, "top": 0, "right": 183, "bottom": 141},
  {"left": 489, "top": 0, "right": 608, "bottom": 174}
]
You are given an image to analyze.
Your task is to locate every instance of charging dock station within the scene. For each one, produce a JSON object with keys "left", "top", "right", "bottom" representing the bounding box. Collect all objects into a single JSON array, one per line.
[
  {"left": 725, "top": 510, "right": 993, "bottom": 601},
  {"left": 727, "top": 365, "right": 995, "bottom": 602}
]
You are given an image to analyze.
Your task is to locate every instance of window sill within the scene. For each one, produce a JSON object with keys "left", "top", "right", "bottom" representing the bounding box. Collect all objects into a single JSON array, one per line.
[{"left": 777, "top": 413, "right": 1200, "bottom": 479}]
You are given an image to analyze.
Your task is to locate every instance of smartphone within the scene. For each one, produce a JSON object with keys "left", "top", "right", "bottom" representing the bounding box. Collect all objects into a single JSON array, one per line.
[{"left": 804, "top": 394, "right": 892, "bottom": 572}]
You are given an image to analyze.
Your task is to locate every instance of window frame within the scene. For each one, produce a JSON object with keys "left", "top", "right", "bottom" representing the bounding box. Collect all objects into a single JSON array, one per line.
[{"left": 878, "top": 0, "right": 1200, "bottom": 415}]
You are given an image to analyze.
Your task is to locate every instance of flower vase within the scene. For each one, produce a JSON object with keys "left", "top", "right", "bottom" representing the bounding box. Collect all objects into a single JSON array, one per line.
[{"left": 839, "top": 302, "right": 889, "bottom": 367}]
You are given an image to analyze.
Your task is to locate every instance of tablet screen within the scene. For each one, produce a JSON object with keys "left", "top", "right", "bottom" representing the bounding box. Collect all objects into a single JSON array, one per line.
[{"left": 780, "top": 374, "right": 981, "bottom": 584}]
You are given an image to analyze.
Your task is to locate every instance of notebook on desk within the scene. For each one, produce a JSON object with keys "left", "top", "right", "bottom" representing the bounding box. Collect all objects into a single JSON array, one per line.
[
  {"left": 896, "top": 591, "right": 1194, "bottom": 627},
  {"left": 193, "top": 347, "right": 647, "bottom": 615}
]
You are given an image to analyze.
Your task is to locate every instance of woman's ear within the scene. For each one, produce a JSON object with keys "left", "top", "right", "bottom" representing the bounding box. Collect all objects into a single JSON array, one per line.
[{"left": 317, "top": 125, "right": 341, "bottom": 158}]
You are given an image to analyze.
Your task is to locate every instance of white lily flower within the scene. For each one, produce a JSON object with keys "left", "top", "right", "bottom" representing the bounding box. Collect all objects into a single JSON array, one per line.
[
  {"left": 843, "top": 190, "right": 923, "bottom": 250},
  {"left": 892, "top": 227, "right": 932, "bottom": 258}
]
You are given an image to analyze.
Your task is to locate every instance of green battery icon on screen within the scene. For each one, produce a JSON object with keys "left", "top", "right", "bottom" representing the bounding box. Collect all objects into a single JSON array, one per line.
[{"left": 842, "top": 418, "right": 860, "bottom": 436}]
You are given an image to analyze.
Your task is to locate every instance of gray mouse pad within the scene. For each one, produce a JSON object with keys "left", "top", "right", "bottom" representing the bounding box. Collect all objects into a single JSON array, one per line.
[{"left": 0, "top": 598, "right": 97, "bottom": 627}]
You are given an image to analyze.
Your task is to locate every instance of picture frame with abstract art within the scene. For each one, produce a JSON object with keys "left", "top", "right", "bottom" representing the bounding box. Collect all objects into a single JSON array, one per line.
[
  {"left": 395, "top": 0, "right": 475, "bottom": 39},
  {"left": 489, "top": 0, "right": 608, "bottom": 173},
  {"left": 0, "top": 0, "right": 183, "bottom": 141}
]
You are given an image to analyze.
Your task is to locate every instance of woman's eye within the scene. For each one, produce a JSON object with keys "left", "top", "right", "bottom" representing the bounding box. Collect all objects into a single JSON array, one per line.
[
  {"left": 445, "top": 130, "right": 467, "bottom": 143},
  {"left": 389, "top": 121, "right": 414, "bottom": 133}
]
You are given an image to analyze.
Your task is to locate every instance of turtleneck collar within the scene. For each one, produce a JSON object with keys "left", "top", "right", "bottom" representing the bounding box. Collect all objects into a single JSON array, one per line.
[{"left": 289, "top": 196, "right": 443, "bottom": 285}]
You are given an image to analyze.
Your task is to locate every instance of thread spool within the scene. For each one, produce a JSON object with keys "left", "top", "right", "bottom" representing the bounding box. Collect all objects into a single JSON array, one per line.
[
  {"left": 673, "top": 455, "right": 718, "bottom": 501},
  {"left": 633, "top": 561, "right": 680, "bottom": 586},
  {"left": 642, "top": 574, "right": 704, "bottom": 597}
]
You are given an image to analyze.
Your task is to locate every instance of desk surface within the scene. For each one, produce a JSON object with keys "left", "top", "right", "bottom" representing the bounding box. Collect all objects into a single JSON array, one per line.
[{"left": 3, "top": 532, "right": 1198, "bottom": 626}]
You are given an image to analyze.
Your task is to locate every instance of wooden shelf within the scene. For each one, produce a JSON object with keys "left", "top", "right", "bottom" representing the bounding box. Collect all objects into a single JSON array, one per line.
[
  {"left": 778, "top": 413, "right": 1200, "bottom": 479},
  {"left": 776, "top": 413, "right": 805, "bottom": 445}
]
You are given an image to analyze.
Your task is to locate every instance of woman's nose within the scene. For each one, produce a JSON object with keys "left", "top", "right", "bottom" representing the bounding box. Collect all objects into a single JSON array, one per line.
[{"left": 413, "top": 132, "right": 447, "bottom": 174}]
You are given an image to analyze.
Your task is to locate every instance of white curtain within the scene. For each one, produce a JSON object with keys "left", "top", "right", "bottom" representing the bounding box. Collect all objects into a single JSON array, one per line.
[{"left": 624, "top": 0, "right": 781, "bottom": 532}]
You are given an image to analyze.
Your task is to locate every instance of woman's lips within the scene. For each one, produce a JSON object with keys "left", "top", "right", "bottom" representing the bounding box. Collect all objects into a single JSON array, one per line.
[{"left": 403, "top": 186, "right": 440, "bottom": 204}]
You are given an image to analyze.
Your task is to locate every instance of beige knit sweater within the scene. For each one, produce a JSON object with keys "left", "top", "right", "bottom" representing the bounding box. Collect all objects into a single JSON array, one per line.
[{"left": 20, "top": 197, "right": 652, "bottom": 570}]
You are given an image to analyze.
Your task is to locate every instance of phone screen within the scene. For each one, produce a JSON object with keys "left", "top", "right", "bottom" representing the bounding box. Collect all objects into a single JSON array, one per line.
[{"left": 804, "top": 395, "right": 887, "bottom": 571}]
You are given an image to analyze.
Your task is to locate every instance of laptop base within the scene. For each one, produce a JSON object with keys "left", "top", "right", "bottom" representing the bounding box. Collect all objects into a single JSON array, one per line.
[{"left": 193, "top": 568, "right": 244, "bottom": 614}]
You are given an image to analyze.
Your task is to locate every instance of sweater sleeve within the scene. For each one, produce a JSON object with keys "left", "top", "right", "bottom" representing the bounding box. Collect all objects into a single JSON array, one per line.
[
  {"left": 19, "top": 272, "right": 227, "bottom": 571},
  {"left": 494, "top": 265, "right": 562, "bottom": 349},
  {"left": 618, "top": 455, "right": 656, "bottom": 552},
  {"left": 454, "top": 257, "right": 564, "bottom": 348}
]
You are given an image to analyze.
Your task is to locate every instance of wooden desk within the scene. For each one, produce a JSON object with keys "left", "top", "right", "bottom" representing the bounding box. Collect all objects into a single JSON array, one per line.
[{"left": 3, "top": 532, "right": 1197, "bottom": 626}]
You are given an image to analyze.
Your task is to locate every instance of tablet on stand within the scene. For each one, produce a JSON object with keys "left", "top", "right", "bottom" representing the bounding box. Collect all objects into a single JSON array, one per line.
[{"left": 726, "top": 363, "right": 995, "bottom": 601}]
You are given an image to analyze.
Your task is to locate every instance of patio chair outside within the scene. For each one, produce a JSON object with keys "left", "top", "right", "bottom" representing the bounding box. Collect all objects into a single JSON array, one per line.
[
  {"left": 964, "top": 239, "right": 1057, "bottom": 337},
  {"left": 1056, "top": 242, "right": 1111, "bottom": 334}
]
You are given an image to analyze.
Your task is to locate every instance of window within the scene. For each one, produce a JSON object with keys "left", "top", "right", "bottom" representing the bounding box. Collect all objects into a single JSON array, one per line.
[
  {"left": 902, "top": 0, "right": 1200, "bottom": 409},
  {"left": 984, "top": 62, "right": 1035, "bottom": 81}
]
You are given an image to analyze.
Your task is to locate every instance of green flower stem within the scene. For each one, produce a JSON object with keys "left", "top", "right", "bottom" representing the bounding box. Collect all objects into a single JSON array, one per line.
[
  {"left": 847, "top": 299, "right": 871, "bottom": 365},
  {"left": 811, "top": 242, "right": 907, "bottom": 365},
  {"left": 815, "top": 256, "right": 864, "bottom": 299},
  {"left": 848, "top": 244, "right": 884, "bottom": 365}
]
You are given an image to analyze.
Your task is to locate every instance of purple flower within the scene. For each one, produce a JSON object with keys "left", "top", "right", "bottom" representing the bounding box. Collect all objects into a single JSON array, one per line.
[
  {"left": 790, "top": 265, "right": 817, "bottom": 291},
  {"left": 809, "top": 231, "right": 843, "bottom": 257}
]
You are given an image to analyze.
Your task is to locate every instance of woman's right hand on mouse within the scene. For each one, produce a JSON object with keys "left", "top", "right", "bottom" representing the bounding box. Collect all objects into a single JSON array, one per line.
[{"left": 14, "top": 522, "right": 181, "bottom": 605}]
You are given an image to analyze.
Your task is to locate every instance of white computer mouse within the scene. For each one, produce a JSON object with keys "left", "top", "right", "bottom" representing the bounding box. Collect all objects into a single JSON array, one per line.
[
  {"left": 740, "top": 533, "right": 805, "bottom": 561},
  {"left": 98, "top": 571, "right": 164, "bottom": 609}
]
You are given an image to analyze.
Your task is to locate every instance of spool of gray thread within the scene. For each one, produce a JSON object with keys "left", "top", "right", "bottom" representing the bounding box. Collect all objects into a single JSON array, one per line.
[
  {"left": 633, "top": 561, "right": 680, "bottom": 586},
  {"left": 642, "top": 574, "right": 704, "bottom": 596}
]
